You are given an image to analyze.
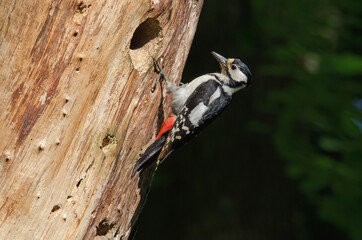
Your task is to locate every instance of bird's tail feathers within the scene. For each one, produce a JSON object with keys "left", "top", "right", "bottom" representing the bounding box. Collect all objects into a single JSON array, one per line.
[{"left": 132, "top": 134, "right": 167, "bottom": 177}]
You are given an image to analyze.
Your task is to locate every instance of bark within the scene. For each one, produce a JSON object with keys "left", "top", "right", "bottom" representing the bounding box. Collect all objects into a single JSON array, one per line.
[{"left": 0, "top": 0, "right": 203, "bottom": 239}]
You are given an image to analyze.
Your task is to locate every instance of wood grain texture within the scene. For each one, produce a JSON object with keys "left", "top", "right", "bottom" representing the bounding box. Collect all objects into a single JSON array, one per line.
[{"left": 0, "top": 0, "right": 203, "bottom": 239}]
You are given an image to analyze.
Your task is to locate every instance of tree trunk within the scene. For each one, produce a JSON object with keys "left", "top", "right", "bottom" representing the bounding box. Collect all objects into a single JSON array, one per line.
[{"left": 0, "top": 0, "right": 203, "bottom": 239}]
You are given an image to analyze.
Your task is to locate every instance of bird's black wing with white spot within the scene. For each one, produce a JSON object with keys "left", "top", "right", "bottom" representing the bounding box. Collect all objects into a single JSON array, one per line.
[{"left": 162, "top": 79, "right": 232, "bottom": 154}]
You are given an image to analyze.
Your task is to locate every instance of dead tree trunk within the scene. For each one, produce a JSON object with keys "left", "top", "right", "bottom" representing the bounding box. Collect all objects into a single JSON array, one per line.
[{"left": 0, "top": 0, "right": 203, "bottom": 239}]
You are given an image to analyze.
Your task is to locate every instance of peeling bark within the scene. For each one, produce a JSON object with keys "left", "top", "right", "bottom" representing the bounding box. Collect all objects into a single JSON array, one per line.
[{"left": 0, "top": 0, "right": 203, "bottom": 239}]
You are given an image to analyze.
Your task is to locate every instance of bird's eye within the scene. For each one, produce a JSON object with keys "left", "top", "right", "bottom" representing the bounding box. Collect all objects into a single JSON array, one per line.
[{"left": 231, "top": 64, "right": 237, "bottom": 70}]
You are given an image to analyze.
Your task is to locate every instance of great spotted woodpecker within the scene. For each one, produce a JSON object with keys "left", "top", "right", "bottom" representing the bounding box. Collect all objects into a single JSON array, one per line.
[{"left": 132, "top": 52, "right": 252, "bottom": 176}]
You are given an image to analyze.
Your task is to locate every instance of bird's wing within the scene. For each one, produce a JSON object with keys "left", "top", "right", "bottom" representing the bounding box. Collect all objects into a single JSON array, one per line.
[{"left": 158, "top": 79, "right": 232, "bottom": 161}]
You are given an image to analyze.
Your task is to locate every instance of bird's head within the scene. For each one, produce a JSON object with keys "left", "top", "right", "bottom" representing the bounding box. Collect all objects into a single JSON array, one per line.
[{"left": 212, "top": 51, "right": 252, "bottom": 90}]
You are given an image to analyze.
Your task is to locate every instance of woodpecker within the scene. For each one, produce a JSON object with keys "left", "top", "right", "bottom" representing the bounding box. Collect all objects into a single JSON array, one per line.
[{"left": 132, "top": 52, "right": 252, "bottom": 176}]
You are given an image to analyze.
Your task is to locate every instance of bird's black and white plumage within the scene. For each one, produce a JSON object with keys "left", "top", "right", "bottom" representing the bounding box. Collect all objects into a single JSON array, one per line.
[{"left": 132, "top": 52, "right": 252, "bottom": 176}]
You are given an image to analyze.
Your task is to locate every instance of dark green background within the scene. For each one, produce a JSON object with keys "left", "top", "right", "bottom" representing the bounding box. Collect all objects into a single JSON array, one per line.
[{"left": 136, "top": 0, "right": 362, "bottom": 239}]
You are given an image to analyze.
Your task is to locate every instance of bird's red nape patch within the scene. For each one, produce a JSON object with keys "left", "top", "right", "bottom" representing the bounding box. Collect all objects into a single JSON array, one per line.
[{"left": 156, "top": 115, "right": 176, "bottom": 139}]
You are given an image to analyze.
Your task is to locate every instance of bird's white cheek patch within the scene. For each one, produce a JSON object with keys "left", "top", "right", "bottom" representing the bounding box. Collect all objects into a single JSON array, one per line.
[
  {"left": 231, "top": 70, "right": 247, "bottom": 83},
  {"left": 189, "top": 103, "right": 208, "bottom": 127}
]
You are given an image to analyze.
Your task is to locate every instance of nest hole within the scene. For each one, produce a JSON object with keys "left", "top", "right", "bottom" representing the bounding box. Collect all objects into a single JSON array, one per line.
[
  {"left": 129, "top": 18, "right": 163, "bottom": 72},
  {"left": 130, "top": 18, "right": 161, "bottom": 50}
]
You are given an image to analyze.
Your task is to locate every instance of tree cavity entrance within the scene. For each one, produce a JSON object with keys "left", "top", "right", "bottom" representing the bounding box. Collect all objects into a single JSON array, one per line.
[
  {"left": 129, "top": 18, "right": 163, "bottom": 73},
  {"left": 130, "top": 18, "right": 162, "bottom": 50}
]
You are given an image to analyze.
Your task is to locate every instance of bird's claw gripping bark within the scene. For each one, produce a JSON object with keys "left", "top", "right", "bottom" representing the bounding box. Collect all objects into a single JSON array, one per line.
[{"left": 151, "top": 57, "right": 169, "bottom": 92}]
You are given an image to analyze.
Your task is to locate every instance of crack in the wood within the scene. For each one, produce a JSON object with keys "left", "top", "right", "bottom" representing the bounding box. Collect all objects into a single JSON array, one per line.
[{"left": 76, "top": 178, "right": 83, "bottom": 187}]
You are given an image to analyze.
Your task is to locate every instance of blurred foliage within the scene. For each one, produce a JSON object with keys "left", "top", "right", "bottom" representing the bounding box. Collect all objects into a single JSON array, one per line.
[
  {"left": 251, "top": 0, "right": 362, "bottom": 239},
  {"left": 136, "top": 0, "right": 362, "bottom": 239}
]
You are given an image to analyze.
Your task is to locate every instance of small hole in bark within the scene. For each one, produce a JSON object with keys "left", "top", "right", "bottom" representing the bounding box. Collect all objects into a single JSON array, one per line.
[
  {"left": 77, "top": 2, "right": 86, "bottom": 11},
  {"left": 77, "top": 2, "right": 91, "bottom": 13},
  {"left": 76, "top": 178, "right": 83, "bottom": 187},
  {"left": 76, "top": 67, "right": 80, "bottom": 72},
  {"left": 101, "top": 134, "right": 116, "bottom": 148},
  {"left": 3, "top": 150, "right": 11, "bottom": 161},
  {"left": 96, "top": 218, "right": 116, "bottom": 236},
  {"left": 100, "top": 134, "right": 117, "bottom": 156},
  {"left": 73, "top": 31, "right": 78, "bottom": 37},
  {"left": 38, "top": 141, "right": 46, "bottom": 151},
  {"left": 79, "top": 57, "right": 83, "bottom": 62},
  {"left": 130, "top": 18, "right": 161, "bottom": 50},
  {"left": 51, "top": 204, "right": 61, "bottom": 213}
]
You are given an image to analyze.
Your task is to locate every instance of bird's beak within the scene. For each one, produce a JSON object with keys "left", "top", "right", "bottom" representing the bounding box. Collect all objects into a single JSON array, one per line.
[{"left": 211, "top": 51, "right": 227, "bottom": 70}]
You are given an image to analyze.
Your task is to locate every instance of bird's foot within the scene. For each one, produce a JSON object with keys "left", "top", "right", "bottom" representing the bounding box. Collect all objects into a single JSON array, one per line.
[{"left": 152, "top": 57, "right": 169, "bottom": 92}]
